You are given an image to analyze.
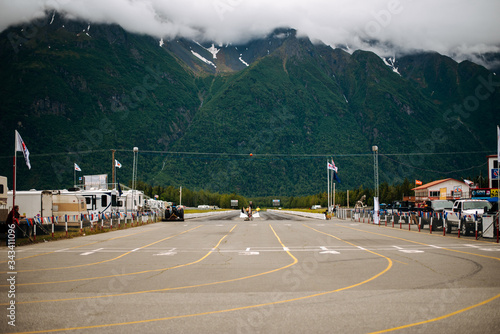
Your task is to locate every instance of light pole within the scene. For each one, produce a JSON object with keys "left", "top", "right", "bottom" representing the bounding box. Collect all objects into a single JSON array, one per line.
[
  {"left": 372, "top": 146, "right": 379, "bottom": 199},
  {"left": 372, "top": 145, "right": 379, "bottom": 224}
]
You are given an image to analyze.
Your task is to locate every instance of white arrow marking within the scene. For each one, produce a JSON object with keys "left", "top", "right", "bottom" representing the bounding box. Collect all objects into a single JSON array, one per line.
[
  {"left": 80, "top": 248, "right": 104, "bottom": 256},
  {"left": 239, "top": 247, "right": 259, "bottom": 255},
  {"left": 319, "top": 246, "right": 340, "bottom": 254},
  {"left": 154, "top": 248, "right": 177, "bottom": 256}
]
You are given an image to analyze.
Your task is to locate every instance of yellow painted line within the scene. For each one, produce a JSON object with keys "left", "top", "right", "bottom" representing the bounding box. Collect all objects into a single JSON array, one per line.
[
  {"left": 336, "top": 223, "right": 500, "bottom": 332},
  {"left": 0, "top": 228, "right": 152, "bottom": 264},
  {"left": 13, "top": 224, "right": 296, "bottom": 305},
  {"left": 11, "top": 224, "right": 393, "bottom": 334},
  {"left": 0, "top": 226, "right": 202, "bottom": 289},
  {"left": 369, "top": 292, "right": 500, "bottom": 333}
]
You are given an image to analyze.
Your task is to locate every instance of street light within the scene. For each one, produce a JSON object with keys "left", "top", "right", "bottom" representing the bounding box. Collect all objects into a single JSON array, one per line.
[
  {"left": 372, "top": 145, "right": 379, "bottom": 199},
  {"left": 372, "top": 145, "right": 379, "bottom": 225}
]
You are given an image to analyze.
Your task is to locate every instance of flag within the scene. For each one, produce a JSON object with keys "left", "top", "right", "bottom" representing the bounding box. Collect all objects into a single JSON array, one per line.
[
  {"left": 115, "top": 159, "right": 122, "bottom": 168},
  {"left": 331, "top": 159, "right": 338, "bottom": 172},
  {"left": 464, "top": 179, "right": 474, "bottom": 186},
  {"left": 15, "top": 130, "right": 31, "bottom": 169},
  {"left": 74, "top": 163, "right": 82, "bottom": 172},
  {"left": 333, "top": 171, "right": 341, "bottom": 183},
  {"left": 117, "top": 178, "right": 123, "bottom": 196},
  {"left": 415, "top": 180, "right": 422, "bottom": 186},
  {"left": 327, "top": 162, "right": 334, "bottom": 170}
]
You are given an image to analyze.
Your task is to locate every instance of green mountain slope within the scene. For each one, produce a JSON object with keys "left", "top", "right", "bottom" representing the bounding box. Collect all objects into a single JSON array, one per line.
[{"left": 1, "top": 14, "right": 499, "bottom": 196}]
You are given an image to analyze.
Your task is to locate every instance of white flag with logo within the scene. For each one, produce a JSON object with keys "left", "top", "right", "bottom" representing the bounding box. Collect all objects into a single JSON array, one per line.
[{"left": 15, "top": 130, "right": 31, "bottom": 170}]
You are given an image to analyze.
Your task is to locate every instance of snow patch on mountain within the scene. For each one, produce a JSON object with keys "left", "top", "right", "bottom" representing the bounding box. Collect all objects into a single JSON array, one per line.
[
  {"left": 382, "top": 57, "right": 401, "bottom": 76},
  {"left": 193, "top": 41, "right": 220, "bottom": 59},
  {"left": 239, "top": 55, "right": 249, "bottom": 67},
  {"left": 191, "top": 50, "right": 216, "bottom": 68}
]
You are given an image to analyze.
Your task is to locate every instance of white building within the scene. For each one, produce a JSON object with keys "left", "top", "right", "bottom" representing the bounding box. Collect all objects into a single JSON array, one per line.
[
  {"left": 413, "top": 178, "right": 470, "bottom": 201},
  {"left": 487, "top": 155, "right": 499, "bottom": 189}
]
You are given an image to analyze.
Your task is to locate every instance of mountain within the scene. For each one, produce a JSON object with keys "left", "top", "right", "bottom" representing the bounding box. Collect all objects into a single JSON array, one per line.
[{"left": 1, "top": 13, "right": 499, "bottom": 197}]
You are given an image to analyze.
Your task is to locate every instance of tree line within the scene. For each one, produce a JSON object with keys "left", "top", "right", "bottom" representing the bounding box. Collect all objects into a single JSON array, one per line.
[{"left": 133, "top": 178, "right": 428, "bottom": 209}]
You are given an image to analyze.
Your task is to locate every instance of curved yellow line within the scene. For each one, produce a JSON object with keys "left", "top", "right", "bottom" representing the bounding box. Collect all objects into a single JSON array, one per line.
[
  {"left": 8, "top": 225, "right": 202, "bottom": 275},
  {"left": 0, "top": 228, "right": 154, "bottom": 264},
  {"left": 14, "top": 224, "right": 296, "bottom": 306},
  {"left": 11, "top": 224, "right": 392, "bottom": 333},
  {"left": 338, "top": 223, "right": 500, "bottom": 332}
]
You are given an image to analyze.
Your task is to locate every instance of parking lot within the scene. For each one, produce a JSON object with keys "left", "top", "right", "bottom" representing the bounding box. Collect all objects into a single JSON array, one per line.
[{"left": 1, "top": 210, "right": 500, "bottom": 333}]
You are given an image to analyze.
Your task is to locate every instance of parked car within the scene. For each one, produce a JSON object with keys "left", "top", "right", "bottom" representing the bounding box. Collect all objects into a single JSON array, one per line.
[
  {"left": 418, "top": 200, "right": 454, "bottom": 230},
  {"left": 444, "top": 199, "right": 492, "bottom": 235}
]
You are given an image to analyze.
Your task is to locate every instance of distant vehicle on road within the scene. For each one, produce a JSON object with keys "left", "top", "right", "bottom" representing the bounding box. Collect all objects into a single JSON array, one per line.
[{"left": 311, "top": 205, "right": 322, "bottom": 210}]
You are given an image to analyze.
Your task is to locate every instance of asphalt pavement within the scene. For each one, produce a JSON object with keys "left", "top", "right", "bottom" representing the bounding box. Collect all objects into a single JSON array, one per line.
[{"left": 1, "top": 210, "right": 499, "bottom": 334}]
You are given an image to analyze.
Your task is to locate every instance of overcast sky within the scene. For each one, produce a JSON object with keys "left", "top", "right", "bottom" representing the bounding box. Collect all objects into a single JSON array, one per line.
[{"left": 1, "top": 0, "right": 499, "bottom": 63}]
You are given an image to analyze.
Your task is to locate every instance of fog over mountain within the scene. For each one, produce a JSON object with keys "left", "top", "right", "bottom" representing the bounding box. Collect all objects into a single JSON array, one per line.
[{"left": 1, "top": 0, "right": 499, "bottom": 68}]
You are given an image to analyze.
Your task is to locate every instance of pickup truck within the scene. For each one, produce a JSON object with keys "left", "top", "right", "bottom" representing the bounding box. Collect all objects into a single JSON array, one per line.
[{"left": 444, "top": 199, "right": 492, "bottom": 235}]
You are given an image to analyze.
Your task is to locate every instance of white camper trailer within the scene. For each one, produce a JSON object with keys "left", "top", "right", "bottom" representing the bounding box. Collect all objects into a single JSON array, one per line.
[
  {"left": 7, "top": 190, "right": 53, "bottom": 219},
  {"left": 65, "top": 189, "right": 121, "bottom": 214},
  {"left": 7, "top": 190, "right": 87, "bottom": 223},
  {"left": 121, "top": 189, "right": 145, "bottom": 213},
  {"left": 0, "top": 176, "right": 8, "bottom": 223},
  {"left": 0, "top": 176, "right": 7, "bottom": 207}
]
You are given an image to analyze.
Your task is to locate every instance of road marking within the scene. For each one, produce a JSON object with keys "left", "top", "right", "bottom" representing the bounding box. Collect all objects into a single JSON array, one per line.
[
  {"left": 319, "top": 246, "right": 340, "bottom": 254},
  {"left": 130, "top": 248, "right": 141, "bottom": 252},
  {"left": 283, "top": 247, "right": 289, "bottom": 251},
  {"left": 465, "top": 244, "right": 480, "bottom": 248},
  {"left": 429, "top": 245, "right": 442, "bottom": 249},
  {"left": 478, "top": 248, "right": 500, "bottom": 252},
  {"left": 154, "top": 248, "right": 177, "bottom": 256},
  {"left": 239, "top": 247, "right": 259, "bottom": 255},
  {"left": 399, "top": 250, "right": 424, "bottom": 254},
  {"left": 393, "top": 246, "right": 403, "bottom": 250},
  {"left": 80, "top": 248, "right": 104, "bottom": 256},
  {"left": 55, "top": 248, "right": 70, "bottom": 253}
]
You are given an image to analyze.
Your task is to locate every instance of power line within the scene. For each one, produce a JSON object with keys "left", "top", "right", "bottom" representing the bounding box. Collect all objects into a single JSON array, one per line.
[{"left": 380, "top": 154, "right": 488, "bottom": 174}]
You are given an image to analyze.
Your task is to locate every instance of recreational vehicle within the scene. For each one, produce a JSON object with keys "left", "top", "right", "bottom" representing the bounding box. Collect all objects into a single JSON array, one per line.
[
  {"left": 65, "top": 188, "right": 122, "bottom": 214},
  {"left": 7, "top": 190, "right": 87, "bottom": 223}
]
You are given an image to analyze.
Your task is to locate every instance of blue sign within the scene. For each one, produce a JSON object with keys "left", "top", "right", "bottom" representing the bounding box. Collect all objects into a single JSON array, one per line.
[{"left": 492, "top": 169, "right": 499, "bottom": 180}]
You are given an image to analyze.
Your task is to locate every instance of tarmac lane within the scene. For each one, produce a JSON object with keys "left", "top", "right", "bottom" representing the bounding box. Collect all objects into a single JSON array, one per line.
[{"left": 0, "top": 211, "right": 499, "bottom": 333}]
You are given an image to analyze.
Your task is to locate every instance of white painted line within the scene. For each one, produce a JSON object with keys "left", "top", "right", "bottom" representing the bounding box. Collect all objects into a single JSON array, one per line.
[
  {"left": 478, "top": 248, "right": 500, "bottom": 252},
  {"left": 239, "top": 247, "right": 259, "bottom": 255},
  {"left": 465, "top": 244, "right": 480, "bottom": 248},
  {"left": 130, "top": 248, "right": 141, "bottom": 252},
  {"left": 429, "top": 245, "right": 442, "bottom": 249},
  {"left": 55, "top": 248, "right": 70, "bottom": 253},
  {"left": 357, "top": 246, "right": 367, "bottom": 251},
  {"left": 283, "top": 247, "right": 290, "bottom": 251},
  {"left": 80, "top": 248, "right": 104, "bottom": 256},
  {"left": 399, "top": 250, "right": 424, "bottom": 254},
  {"left": 393, "top": 246, "right": 403, "bottom": 250}
]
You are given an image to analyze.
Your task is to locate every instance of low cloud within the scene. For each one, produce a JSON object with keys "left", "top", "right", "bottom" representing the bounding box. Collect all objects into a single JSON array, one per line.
[{"left": 1, "top": 0, "right": 499, "bottom": 64}]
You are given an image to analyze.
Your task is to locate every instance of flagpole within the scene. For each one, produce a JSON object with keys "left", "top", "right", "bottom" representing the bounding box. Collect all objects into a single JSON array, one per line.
[
  {"left": 74, "top": 163, "right": 76, "bottom": 188},
  {"left": 327, "top": 159, "right": 330, "bottom": 212},
  {"left": 13, "top": 133, "right": 17, "bottom": 210}
]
